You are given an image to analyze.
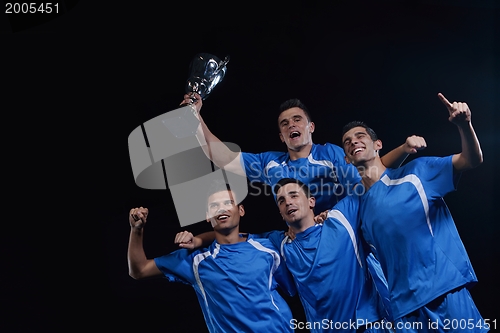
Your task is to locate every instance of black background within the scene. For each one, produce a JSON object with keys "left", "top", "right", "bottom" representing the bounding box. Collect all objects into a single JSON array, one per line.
[{"left": 2, "top": 0, "right": 499, "bottom": 332}]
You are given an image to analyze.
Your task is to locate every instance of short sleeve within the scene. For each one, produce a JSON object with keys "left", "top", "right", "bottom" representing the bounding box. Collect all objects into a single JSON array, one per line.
[
  {"left": 241, "top": 152, "right": 266, "bottom": 183},
  {"left": 153, "top": 249, "right": 196, "bottom": 285},
  {"left": 413, "top": 156, "right": 456, "bottom": 198}
]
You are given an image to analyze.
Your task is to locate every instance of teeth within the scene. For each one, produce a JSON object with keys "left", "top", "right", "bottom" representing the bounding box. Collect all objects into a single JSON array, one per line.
[
  {"left": 290, "top": 132, "right": 300, "bottom": 138},
  {"left": 218, "top": 215, "right": 229, "bottom": 220},
  {"left": 353, "top": 148, "right": 363, "bottom": 154}
]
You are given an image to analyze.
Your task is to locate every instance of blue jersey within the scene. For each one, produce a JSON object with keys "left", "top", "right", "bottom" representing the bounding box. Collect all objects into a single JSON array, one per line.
[
  {"left": 154, "top": 235, "right": 296, "bottom": 333},
  {"left": 262, "top": 195, "right": 388, "bottom": 333},
  {"left": 359, "top": 156, "right": 478, "bottom": 320},
  {"left": 241, "top": 143, "right": 361, "bottom": 213}
]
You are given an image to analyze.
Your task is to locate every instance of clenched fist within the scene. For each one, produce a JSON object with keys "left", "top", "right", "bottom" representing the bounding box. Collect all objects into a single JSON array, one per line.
[{"left": 129, "top": 207, "right": 148, "bottom": 229}]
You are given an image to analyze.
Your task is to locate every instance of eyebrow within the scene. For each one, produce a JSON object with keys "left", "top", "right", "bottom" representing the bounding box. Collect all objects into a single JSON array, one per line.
[
  {"left": 343, "top": 131, "right": 367, "bottom": 144},
  {"left": 277, "top": 190, "right": 300, "bottom": 200},
  {"left": 279, "top": 115, "right": 303, "bottom": 126},
  {"left": 209, "top": 198, "right": 233, "bottom": 204}
]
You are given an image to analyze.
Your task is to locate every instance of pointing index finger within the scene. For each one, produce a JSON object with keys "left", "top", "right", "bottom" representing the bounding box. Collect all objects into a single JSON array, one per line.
[{"left": 438, "top": 92, "right": 452, "bottom": 108}]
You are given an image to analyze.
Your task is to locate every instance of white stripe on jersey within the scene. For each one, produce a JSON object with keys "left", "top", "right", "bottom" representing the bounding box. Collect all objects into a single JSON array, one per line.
[
  {"left": 193, "top": 250, "right": 215, "bottom": 328},
  {"left": 380, "top": 174, "right": 433, "bottom": 236},
  {"left": 212, "top": 243, "right": 221, "bottom": 258},
  {"left": 263, "top": 160, "right": 280, "bottom": 177},
  {"left": 308, "top": 154, "right": 333, "bottom": 169},
  {"left": 248, "top": 239, "right": 282, "bottom": 311},
  {"left": 263, "top": 155, "right": 336, "bottom": 178},
  {"left": 327, "top": 209, "right": 362, "bottom": 267},
  {"left": 248, "top": 239, "right": 281, "bottom": 288},
  {"left": 280, "top": 236, "right": 289, "bottom": 261}
]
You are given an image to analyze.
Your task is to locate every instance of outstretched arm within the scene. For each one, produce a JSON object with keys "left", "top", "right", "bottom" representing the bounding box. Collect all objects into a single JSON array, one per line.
[
  {"left": 127, "top": 207, "right": 162, "bottom": 279},
  {"left": 380, "top": 135, "right": 427, "bottom": 168},
  {"left": 181, "top": 93, "right": 245, "bottom": 176},
  {"left": 438, "top": 93, "right": 483, "bottom": 172}
]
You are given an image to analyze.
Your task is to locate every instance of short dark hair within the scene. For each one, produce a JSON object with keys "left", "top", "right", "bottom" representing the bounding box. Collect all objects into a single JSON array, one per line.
[
  {"left": 273, "top": 177, "right": 311, "bottom": 198},
  {"left": 206, "top": 179, "right": 240, "bottom": 206},
  {"left": 278, "top": 98, "right": 312, "bottom": 123},
  {"left": 341, "top": 121, "right": 378, "bottom": 141}
]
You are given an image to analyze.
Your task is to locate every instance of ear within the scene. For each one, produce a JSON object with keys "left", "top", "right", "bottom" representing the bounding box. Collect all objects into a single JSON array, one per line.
[
  {"left": 309, "top": 196, "right": 316, "bottom": 209},
  {"left": 238, "top": 204, "right": 245, "bottom": 217},
  {"left": 279, "top": 132, "right": 285, "bottom": 143},
  {"left": 309, "top": 121, "right": 315, "bottom": 133},
  {"left": 374, "top": 139, "right": 383, "bottom": 153}
]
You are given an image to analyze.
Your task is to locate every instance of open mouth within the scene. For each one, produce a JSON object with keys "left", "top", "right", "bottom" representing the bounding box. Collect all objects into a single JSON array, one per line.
[
  {"left": 287, "top": 209, "right": 297, "bottom": 215},
  {"left": 216, "top": 214, "right": 229, "bottom": 221},
  {"left": 352, "top": 147, "right": 364, "bottom": 155},
  {"left": 290, "top": 131, "right": 300, "bottom": 139}
]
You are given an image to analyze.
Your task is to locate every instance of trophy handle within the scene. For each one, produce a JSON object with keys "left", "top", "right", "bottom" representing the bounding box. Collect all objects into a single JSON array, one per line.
[{"left": 179, "top": 94, "right": 198, "bottom": 107}]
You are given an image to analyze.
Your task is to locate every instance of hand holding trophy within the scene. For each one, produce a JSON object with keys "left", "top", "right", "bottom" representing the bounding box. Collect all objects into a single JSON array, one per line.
[{"left": 163, "top": 53, "right": 229, "bottom": 138}]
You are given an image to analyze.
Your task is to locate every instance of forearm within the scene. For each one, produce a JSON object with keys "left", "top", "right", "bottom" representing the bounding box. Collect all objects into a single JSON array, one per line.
[
  {"left": 127, "top": 228, "right": 149, "bottom": 279},
  {"left": 195, "top": 117, "right": 236, "bottom": 165},
  {"left": 195, "top": 116, "right": 245, "bottom": 175},
  {"left": 194, "top": 231, "right": 216, "bottom": 248},
  {"left": 454, "top": 122, "right": 483, "bottom": 171},
  {"left": 380, "top": 144, "right": 408, "bottom": 168}
]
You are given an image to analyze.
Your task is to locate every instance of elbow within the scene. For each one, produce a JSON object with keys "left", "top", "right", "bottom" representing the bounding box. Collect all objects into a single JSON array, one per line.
[
  {"left": 454, "top": 152, "right": 483, "bottom": 172},
  {"left": 462, "top": 158, "right": 483, "bottom": 171},
  {"left": 472, "top": 151, "right": 484, "bottom": 168},
  {"left": 478, "top": 151, "right": 484, "bottom": 165},
  {"left": 128, "top": 268, "right": 144, "bottom": 280}
]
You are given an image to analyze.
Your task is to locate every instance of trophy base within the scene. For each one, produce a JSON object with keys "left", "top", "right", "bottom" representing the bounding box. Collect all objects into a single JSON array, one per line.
[{"left": 162, "top": 104, "right": 200, "bottom": 138}]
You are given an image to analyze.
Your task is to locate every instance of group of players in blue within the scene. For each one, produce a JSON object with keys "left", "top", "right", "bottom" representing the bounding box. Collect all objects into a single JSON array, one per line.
[{"left": 127, "top": 92, "right": 488, "bottom": 332}]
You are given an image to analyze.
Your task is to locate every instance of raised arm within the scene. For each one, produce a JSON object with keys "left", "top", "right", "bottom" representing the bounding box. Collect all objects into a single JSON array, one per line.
[
  {"left": 438, "top": 93, "right": 483, "bottom": 172},
  {"left": 181, "top": 93, "right": 245, "bottom": 176},
  {"left": 380, "top": 135, "right": 427, "bottom": 168},
  {"left": 127, "top": 207, "right": 162, "bottom": 279}
]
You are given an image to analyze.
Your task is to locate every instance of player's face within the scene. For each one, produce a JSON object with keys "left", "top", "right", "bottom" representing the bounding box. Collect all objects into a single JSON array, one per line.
[
  {"left": 206, "top": 190, "right": 244, "bottom": 229},
  {"left": 278, "top": 108, "right": 315, "bottom": 151},
  {"left": 276, "top": 183, "right": 314, "bottom": 224},
  {"left": 342, "top": 126, "right": 382, "bottom": 166}
]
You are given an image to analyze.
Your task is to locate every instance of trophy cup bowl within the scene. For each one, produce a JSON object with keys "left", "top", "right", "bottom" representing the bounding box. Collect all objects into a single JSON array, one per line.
[
  {"left": 163, "top": 53, "right": 229, "bottom": 138},
  {"left": 181, "top": 53, "right": 230, "bottom": 106}
]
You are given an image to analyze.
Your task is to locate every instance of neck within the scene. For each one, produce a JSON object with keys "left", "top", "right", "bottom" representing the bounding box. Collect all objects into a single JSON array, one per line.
[
  {"left": 214, "top": 226, "right": 246, "bottom": 244},
  {"left": 288, "top": 142, "right": 313, "bottom": 160},
  {"left": 288, "top": 214, "right": 316, "bottom": 234},
  {"left": 357, "top": 158, "right": 386, "bottom": 190}
]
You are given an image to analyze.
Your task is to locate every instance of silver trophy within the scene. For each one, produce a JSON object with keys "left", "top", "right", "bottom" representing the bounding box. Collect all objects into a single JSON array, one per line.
[
  {"left": 163, "top": 53, "right": 229, "bottom": 138},
  {"left": 182, "top": 53, "right": 230, "bottom": 105}
]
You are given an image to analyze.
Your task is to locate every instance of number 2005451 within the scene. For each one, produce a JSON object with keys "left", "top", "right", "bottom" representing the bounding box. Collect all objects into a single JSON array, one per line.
[{"left": 5, "top": 3, "right": 59, "bottom": 14}]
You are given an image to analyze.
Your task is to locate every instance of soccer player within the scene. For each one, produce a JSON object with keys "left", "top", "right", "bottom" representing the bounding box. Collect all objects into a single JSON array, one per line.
[
  {"left": 340, "top": 93, "right": 488, "bottom": 332},
  {"left": 272, "top": 178, "right": 393, "bottom": 332},
  {"left": 127, "top": 180, "right": 296, "bottom": 333}
]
